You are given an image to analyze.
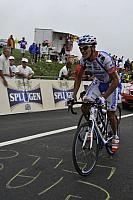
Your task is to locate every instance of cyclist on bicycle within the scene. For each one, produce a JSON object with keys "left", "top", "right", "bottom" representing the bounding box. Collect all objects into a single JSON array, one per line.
[{"left": 72, "top": 34, "right": 120, "bottom": 151}]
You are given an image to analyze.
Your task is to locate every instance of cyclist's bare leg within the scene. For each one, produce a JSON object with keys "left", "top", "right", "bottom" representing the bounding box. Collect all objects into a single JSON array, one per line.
[
  {"left": 81, "top": 104, "right": 90, "bottom": 120},
  {"left": 107, "top": 110, "right": 118, "bottom": 135},
  {"left": 80, "top": 91, "right": 90, "bottom": 120}
]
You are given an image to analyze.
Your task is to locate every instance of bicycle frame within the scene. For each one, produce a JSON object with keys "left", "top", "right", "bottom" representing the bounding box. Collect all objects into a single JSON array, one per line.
[
  {"left": 94, "top": 119, "right": 113, "bottom": 145},
  {"left": 69, "top": 100, "right": 121, "bottom": 176},
  {"left": 85, "top": 104, "right": 112, "bottom": 150},
  {"left": 68, "top": 100, "right": 113, "bottom": 149}
]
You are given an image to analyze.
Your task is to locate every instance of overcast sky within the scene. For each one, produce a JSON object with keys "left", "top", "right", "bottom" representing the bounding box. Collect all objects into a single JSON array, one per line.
[{"left": 0, "top": 0, "right": 133, "bottom": 60}]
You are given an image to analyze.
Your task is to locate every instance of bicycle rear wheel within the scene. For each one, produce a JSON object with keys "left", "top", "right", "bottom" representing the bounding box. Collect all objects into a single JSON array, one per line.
[{"left": 72, "top": 122, "right": 99, "bottom": 176}]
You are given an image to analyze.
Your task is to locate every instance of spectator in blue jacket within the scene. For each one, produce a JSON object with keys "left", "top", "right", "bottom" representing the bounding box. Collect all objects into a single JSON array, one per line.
[
  {"left": 35, "top": 43, "right": 41, "bottom": 63},
  {"left": 29, "top": 42, "right": 36, "bottom": 64}
]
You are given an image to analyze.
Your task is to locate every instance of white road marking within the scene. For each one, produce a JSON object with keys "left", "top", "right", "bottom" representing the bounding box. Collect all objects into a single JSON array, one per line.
[
  {"left": 121, "top": 113, "right": 133, "bottom": 118},
  {"left": 0, "top": 126, "right": 77, "bottom": 147},
  {"left": 0, "top": 113, "right": 133, "bottom": 147}
]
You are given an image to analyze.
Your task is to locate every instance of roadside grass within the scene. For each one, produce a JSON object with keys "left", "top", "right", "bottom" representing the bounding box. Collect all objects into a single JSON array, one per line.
[{"left": 12, "top": 49, "right": 70, "bottom": 79}]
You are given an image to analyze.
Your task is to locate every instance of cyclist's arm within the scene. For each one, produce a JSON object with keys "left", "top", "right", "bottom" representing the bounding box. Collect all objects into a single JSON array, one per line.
[
  {"left": 73, "top": 66, "right": 84, "bottom": 100},
  {"left": 0, "top": 70, "right": 8, "bottom": 86},
  {"left": 102, "top": 70, "right": 119, "bottom": 99}
]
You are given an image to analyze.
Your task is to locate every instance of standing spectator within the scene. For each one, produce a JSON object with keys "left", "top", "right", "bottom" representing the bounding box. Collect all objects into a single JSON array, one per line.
[
  {"left": 118, "top": 56, "right": 124, "bottom": 64},
  {"left": 112, "top": 55, "right": 118, "bottom": 66},
  {"left": 0, "top": 47, "right": 11, "bottom": 86},
  {"left": 59, "top": 44, "right": 66, "bottom": 62},
  {"left": 58, "top": 55, "right": 73, "bottom": 80},
  {"left": 34, "top": 43, "right": 41, "bottom": 63},
  {"left": 16, "top": 58, "right": 34, "bottom": 79},
  {"left": 37, "top": 43, "right": 41, "bottom": 61},
  {"left": 34, "top": 44, "right": 38, "bottom": 63},
  {"left": 7, "top": 35, "right": 15, "bottom": 54},
  {"left": 9, "top": 56, "right": 17, "bottom": 77},
  {"left": 117, "top": 60, "right": 123, "bottom": 69},
  {"left": 18, "top": 37, "right": 27, "bottom": 57},
  {"left": 124, "top": 59, "right": 131, "bottom": 71},
  {"left": 29, "top": 42, "right": 36, "bottom": 64},
  {"left": 130, "top": 61, "right": 133, "bottom": 80},
  {"left": 41, "top": 42, "right": 49, "bottom": 60},
  {"left": 14, "top": 38, "right": 19, "bottom": 49},
  {"left": 130, "top": 61, "right": 133, "bottom": 71}
]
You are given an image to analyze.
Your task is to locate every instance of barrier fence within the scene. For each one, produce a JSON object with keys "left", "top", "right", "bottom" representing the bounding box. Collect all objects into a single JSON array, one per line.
[
  {"left": 0, "top": 78, "right": 126, "bottom": 115},
  {"left": 0, "top": 78, "right": 90, "bottom": 115}
]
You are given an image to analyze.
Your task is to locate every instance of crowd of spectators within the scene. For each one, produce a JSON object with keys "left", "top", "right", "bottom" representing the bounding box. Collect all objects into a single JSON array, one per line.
[
  {"left": 112, "top": 54, "right": 133, "bottom": 83},
  {"left": 0, "top": 34, "right": 133, "bottom": 83},
  {"left": 58, "top": 54, "right": 133, "bottom": 82},
  {"left": 0, "top": 45, "right": 34, "bottom": 87}
]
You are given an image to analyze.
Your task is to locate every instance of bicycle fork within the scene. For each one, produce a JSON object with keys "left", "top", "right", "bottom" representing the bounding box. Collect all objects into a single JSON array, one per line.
[
  {"left": 82, "top": 120, "right": 95, "bottom": 149},
  {"left": 82, "top": 106, "right": 97, "bottom": 149}
]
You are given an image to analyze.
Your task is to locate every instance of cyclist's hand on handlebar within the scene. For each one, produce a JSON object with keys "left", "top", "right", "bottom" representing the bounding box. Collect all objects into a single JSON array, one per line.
[
  {"left": 66, "top": 98, "right": 75, "bottom": 106},
  {"left": 95, "top": 96, "right": 106, "bottom": 106},
  {"left": 66, "top": 98, "right": 77, "bottom": 114},
  {"left": 79, "top": 91, "right": 86, "bottom": 100}
]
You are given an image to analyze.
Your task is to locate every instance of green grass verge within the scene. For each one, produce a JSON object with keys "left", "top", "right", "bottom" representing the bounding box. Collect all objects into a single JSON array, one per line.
[{"left": 12, "top": 49, "right": 76, "bottom": 79}]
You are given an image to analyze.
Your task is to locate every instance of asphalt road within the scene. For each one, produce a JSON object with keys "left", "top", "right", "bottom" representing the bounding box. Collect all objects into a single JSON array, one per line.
[{"left": 0, "top": 107, "right": 133, "bottom": 200}]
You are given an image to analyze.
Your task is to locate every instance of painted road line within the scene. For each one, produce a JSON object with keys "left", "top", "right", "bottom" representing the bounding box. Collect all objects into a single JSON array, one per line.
[
  {"left": 0, "top": 126, "right": 77, "bottom": 147},
  {"left": 121, "top": 113, "right": 133, "bottom": 118},
  {"left": 0, "top": 113, "right": 133, "bottom": 147}
]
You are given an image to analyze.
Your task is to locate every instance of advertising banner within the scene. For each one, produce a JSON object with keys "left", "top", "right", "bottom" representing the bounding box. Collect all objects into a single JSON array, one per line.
[
  {"left": 52, "top": 80, "right": 74, "bottom": 107},
  {"left": 3, "top": 79, "right": 44, "bottom": 113},
  {"left": 0, "top": 78, "right": 94, "bottom": 115}
]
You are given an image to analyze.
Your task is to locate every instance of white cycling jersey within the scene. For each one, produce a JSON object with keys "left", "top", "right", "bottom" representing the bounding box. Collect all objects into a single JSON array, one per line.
[
  {"left": 80, "top": 51, "right": 118, "bottom": 111},
  {"left": 80, "top": 51, "right": 115, "bottom": 83}
]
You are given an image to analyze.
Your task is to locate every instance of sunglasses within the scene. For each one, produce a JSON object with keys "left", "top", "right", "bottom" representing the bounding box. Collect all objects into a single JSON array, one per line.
[{"left": 79, "top": 46, "right": 90, "bottom": 51}]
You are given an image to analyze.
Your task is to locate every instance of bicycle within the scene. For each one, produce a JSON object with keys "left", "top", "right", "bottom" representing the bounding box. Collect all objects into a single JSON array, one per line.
[
  {"left": 77, "top": 91, "right": 121, "bottom": 127},
  {"left": 67, "top": 99, "right": 121, "bottom": 176}
]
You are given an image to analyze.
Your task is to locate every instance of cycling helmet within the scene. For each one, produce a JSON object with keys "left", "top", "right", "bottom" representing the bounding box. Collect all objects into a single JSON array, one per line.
[{"left": 78, "top": 35, "right": 97, "bottom": 46}]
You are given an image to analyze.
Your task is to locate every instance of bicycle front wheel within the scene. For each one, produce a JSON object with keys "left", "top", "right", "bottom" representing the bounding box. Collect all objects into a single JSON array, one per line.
[
  {"left": 72, "top": 122, "right": 99, "bottom": 176},
  {"left": 77, "top": 114, "right": 88, "bottom": 127}
]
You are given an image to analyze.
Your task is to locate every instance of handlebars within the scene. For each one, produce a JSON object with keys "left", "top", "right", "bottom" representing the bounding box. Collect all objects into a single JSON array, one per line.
[
  {"left": 67, "top": 98, "right": 107, "bottom": 115},
  {"left": 67, "top": 100, "right": 82, "bottom": 115},
  {"left": 67, "top": 99, "right": 100, "bottom": 115}
]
